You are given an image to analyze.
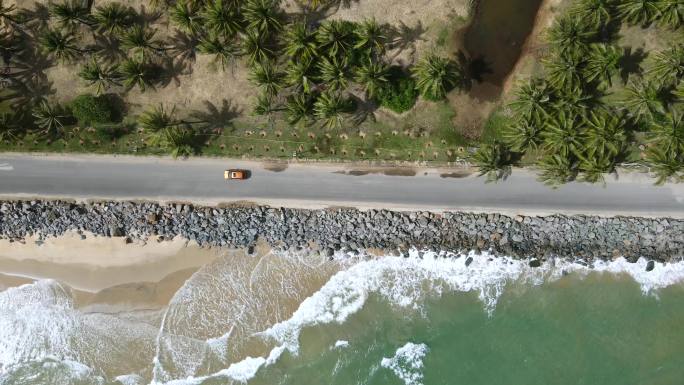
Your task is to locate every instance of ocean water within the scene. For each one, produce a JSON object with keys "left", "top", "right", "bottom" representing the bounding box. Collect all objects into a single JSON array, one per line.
[{"left": 1, "top": 250, "right": 684, "bottom": 385}]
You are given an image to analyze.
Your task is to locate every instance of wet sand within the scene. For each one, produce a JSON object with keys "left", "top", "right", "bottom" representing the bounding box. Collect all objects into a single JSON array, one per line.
[{"left": 0, "top": 232, "right": 224, "bottom": 292}]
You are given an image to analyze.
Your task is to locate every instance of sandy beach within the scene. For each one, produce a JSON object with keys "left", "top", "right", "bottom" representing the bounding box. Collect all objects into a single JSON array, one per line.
[{"left": 0, "top": 232, "right": 223, "bottom": 292}]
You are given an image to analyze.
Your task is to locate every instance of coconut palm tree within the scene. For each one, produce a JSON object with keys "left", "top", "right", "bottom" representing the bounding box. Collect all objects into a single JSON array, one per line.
[
  {"left": 547, "top": 16, "right": 595, "bottom": 56},
  {"left": 649, "top": 109, "right": 684, "bottom": 157},
  {"left": 243, "top": 0, "right": 283, "bottom": 35},
  {"left": 39, "top": 29, "right": 81, "bottom": 63},
  {"left": 354, "top": 19, "right": 387, "bottom": 58},
  {"left": 502, "top": 111, "right": 544, "bottom": 153},
  {"left": 32, "top": 101, "right": 71, "bottom": 136},
  {"left": 412, "top": 54, "right": 462, "bottom": 100},
  {"left": 657, "top": 0, "right": 684, "bottom": 28},
  {"left": 93, "top": 3, "right": 135, "bottom": 35},
  {"left": 170, "top": 0, "right": 203, "bottom": 36},
  {"left": 583, "top": 110, "right": 627, "bottom": 159},
  {"left": 316, "top": 20, "right": 356, "bottom": 59},
  {"left": 569, "top": 0, "right": 614, "bottom": 29},
  {"left": 49, "top": 0, "right": 91, "bottom": 29},
  {"left": 121, "top": 25, "right": 159, "bottom": 61},
  {"left": 253, "top": 92, "right": 282, "bottom": 117},
  {"left": 282, "top": 22, "right": 318, "bottom": 62},
  {"left": 508, "top": 79, "right": 553, "bottom": 118},
  {"left": 285, "top": 93, "right": 314, "bottom": 126},
  {"left": 646, "top": 146, "right": 683, "bottom": 184},
  {"left": 203, "top": 0, "right": 242, "bottom": 38},
  {"left": 150, "top": 126, "right": 195, "bottom": 158},
  {"left": 249, "top": 61, "right": 284, "bottom": 97},
  {"left": 471, "top": 141, "right": 513, "bottom": 182},
  {"left": 119, "top": 58, "right": 155, "bottom": 91},
  {"left": 78, "top": 59, "right": 120, "bottom": 95},
  {"left": 355, "top": 60, "right": 389, "bottom": 98},
  {"left": 197, "top": 34, "right": 240, "bottom": 70},
  {"left": 617, "top": 0, "right": 660, "bottom": 25},
  {"left": 542, "top": 110, "right": 586, "bottom": 159},
  {"left": 647, "top": 45, "right": 684, "bottom": 87},
  {"left": 241, "top": 29, "right": 274, "bottom": 64},
  {"left": 543, "top": 50, "right": 585, "bottom": 91},
  {"left": 0, "top": 112, "right": 20, "bottom": 142},
  {"left": 620, "top": 79, "right": 665, "bottom": 122},
  {"left": 578, "top": 152, "right": 615, "bottom": 183},
  {"left": 314, "top": 91, "right": 353, "bottom": 129},
  {"left": 139, "top": 104, "right": 176, "bottom": 132},
  {"left": 585, "top": 43, "right": 622, "bottom": 87},
  {"left": 285, "top": 60, "right": 315, "bottom": 93},
  {"left": 536, "top": 154, "right": 577, "bottom": 186},
  {"left": 317, "top": 56, "right": 350, "bottom": 91},
  {"left": 552, "top": 87, "right": 598, "bottom": 115}
]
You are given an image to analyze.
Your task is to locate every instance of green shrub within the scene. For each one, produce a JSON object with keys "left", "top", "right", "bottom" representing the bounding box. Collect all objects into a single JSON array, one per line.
[
  {"left": 70, "top": 94, "right": 117, "bottom": 125},
  {"left": 375, "top": 67, "right": 418, "bottom": 113}
]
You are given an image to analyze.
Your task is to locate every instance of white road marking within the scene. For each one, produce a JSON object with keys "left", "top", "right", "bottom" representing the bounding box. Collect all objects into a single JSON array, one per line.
[{"left": 0, "top": 163, "right": 14, "bottom": 171}]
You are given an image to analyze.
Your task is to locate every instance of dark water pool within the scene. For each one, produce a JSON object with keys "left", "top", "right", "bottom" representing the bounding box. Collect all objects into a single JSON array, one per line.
[{"left": 464, "top": 0, "right": 544, "bottom": 87}]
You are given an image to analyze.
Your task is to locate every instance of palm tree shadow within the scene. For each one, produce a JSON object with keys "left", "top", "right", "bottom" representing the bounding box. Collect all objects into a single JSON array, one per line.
[
  {"left": 135, "top": 5, "right": 162, "bottom": 26},
  {"left": 188, "top": 99, "right": 242, "bottom": 134},
  {"left": 619, "top": 47, "right": 647, "bottom": 85},
  {"left": 158, "top": 57, "right": 189, "bottom": 88},
  {"left": 8, "top": 78, "right": 55, "bottom": 112},
  {"left": 349, "top": 95, "right": 378, "bottom": 126},
  {"left": 388, "top": 21, "right": 427, "bottom": 60},
  {"left": 166, "top": 31, "right": 198, "bottom": 70},
  {"left": 5, "top": 45, "right": 52, "bottom": 84},
  {"left": 301, "top": 0, "right": 360, "bottom": 20},
  {"left": 90, "top": 34, "right": 125, "bottom": 63},
  {"left": 16, "top": 3, "right": 50, "bottom": 33}
]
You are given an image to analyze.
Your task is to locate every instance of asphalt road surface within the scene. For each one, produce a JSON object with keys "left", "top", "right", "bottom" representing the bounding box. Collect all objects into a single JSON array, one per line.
[{"left": 0, "top": 154, "right": 682, "bottom": 217}]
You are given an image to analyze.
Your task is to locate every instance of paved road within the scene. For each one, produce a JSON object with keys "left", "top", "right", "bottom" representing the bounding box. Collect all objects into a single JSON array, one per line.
[{"left": 0, "top": 154, "right": 682, "bottom": 217}]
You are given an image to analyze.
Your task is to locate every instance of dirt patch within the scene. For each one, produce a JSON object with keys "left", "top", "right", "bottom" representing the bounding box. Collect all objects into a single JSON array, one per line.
[
  {"left": 217, "top": 201, "right": 261, "bottom": 209},
  {"left": 263, "top": 163, "right": 289, "bottom": 172},
  {"left": 337, "top": 168, "right": 417, "bottom": 176},
  {"left": 440, "top": 170, "right": 473, "bottom": 178}
]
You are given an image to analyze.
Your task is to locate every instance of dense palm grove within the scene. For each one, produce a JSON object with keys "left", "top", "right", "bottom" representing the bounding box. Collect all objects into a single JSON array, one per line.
[
  {"left": 0, "top": 0, "right": 463, "bottom": 157},
  {"left": 475, "top": 0, "right": 684, "bottom": 185}
]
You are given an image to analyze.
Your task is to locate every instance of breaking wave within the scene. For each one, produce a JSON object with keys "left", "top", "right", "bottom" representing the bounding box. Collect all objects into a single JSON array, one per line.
[
  {"left": 2, "top": 249, "right": 684, "bottom": 385},
  {"left": 381, "top": 342, "right": 429, "bottom": 385}
]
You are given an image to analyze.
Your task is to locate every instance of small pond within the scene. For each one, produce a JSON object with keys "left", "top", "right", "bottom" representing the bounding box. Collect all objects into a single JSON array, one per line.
[{"left": 464, "top": 0, "right": 545, "bottom": 89}]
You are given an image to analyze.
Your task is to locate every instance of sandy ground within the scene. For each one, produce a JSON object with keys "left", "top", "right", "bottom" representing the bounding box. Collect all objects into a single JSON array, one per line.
[{"left": 0, "top": 232, "right": 224, "bottom": 291}]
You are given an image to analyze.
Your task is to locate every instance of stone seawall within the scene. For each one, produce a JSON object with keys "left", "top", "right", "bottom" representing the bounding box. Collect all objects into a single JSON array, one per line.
[{"left": 1, "top": 200, "right": 682, "bottom": 264}]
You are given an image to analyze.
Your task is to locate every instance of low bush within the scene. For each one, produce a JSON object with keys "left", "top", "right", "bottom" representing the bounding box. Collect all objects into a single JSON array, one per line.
[
  {"left": 375, "top": 67, "right": 418, "bottom": 113},
  {"left": 70, "top": 94, "right": 118, "bottom": 125}
]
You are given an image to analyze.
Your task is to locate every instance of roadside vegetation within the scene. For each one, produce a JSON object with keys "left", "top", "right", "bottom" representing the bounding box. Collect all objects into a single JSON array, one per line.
[
  {"left": 475, "top": 0, "right": 684, "bottom": 185},
  {"left": 1, "top": 0, "right": 683, "bottom": 186},
  {"left": 0, "top": 0, "right": 469, "bottom": 162}
]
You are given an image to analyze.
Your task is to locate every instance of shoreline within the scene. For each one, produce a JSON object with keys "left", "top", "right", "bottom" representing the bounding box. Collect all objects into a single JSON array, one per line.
[
  {"left": 1, "top": 200, "right": 682, "bottom": 265},
  {"left": 0, "top": 232, "right": 223, "bottom": 292}
]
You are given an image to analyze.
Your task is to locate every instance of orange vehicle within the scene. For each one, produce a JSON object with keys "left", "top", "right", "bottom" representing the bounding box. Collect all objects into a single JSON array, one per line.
[{"left": 224, "top": 169, "right": 247, "bottom": 180}]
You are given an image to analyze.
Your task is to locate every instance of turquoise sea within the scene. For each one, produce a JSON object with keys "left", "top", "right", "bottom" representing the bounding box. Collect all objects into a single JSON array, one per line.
[{"left": 1, "top": 251, "right": 684, "bottom": 385}]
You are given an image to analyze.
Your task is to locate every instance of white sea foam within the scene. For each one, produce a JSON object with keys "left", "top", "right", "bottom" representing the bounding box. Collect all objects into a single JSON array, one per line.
[
  {"left": 115, "top": 374, "right": 145, "bottom": 385},
  {"left": 0, "top": 279, "right": 160, "bottom": 379},
  {"left": 381, "top": 342, "right": 429, "bottom": 385}
]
